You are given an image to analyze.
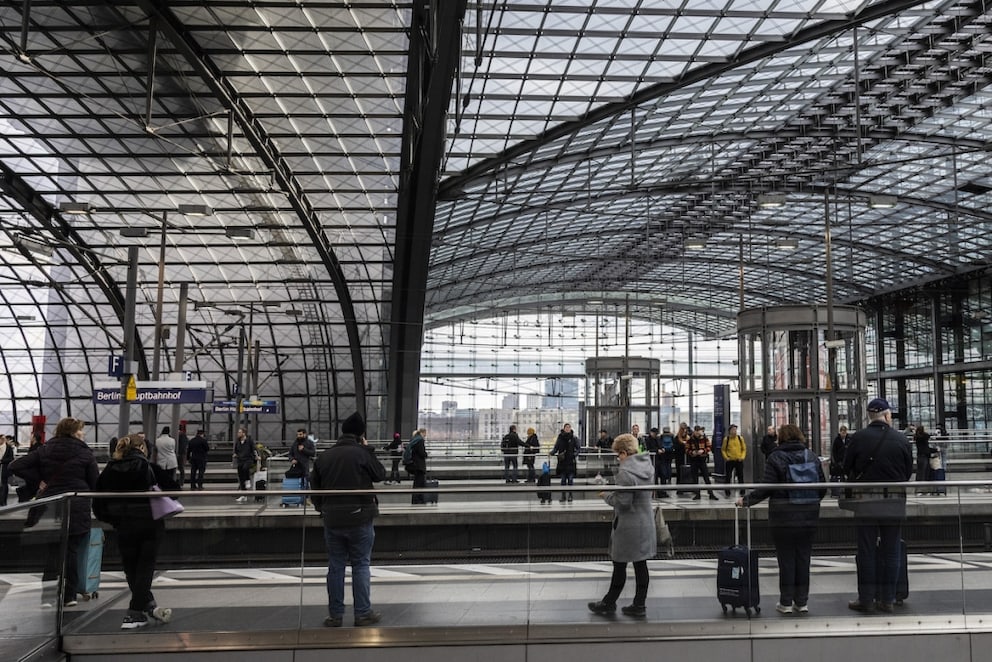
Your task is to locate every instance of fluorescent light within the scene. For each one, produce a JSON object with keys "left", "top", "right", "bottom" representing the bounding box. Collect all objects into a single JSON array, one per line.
[
  {"left": 869, "top": 195, "right": 897, "bottom": 209},
  {"left": 59, "top": 201, "right": 92, "bottom": 215},
  {"left": 15, "top": 236, "right": 54, "bottom": 257},
  {"left": 178, "top": 204, "right": 212, "bottom": 216},
  {"left": 285, "top": 308, "right": 303, "bottom": 317},
  {"left": 756, "top": 193, "right": 786, "bottom": 208},
  {"left": 119, "top": 228, "right": 150, "bottom": 238},
  {"left": 686, "top": 238, "right": 706, "bottom": 249},
  {"left": 15, "top": 314, "right": 37, "bottom": 321},
  {"left": 775, "top": 239, "right": 798, "bottom": 250},
  {"left": 225, "top": 227, "right": 254, "bottom": 239}
]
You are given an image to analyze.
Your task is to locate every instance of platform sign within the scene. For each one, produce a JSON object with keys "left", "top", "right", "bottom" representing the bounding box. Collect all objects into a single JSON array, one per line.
[
  {"left": 108, "top": 355, "right": 124, "bottom": 378},
  {"left": 212, "top": 399, "right": 279, "bottom": 414},
  {"left": 93, "top": 380, "right": 208, "bottom": 405},
  {"left": 712, "top": 384, "right": 731, "bottom": 475}
]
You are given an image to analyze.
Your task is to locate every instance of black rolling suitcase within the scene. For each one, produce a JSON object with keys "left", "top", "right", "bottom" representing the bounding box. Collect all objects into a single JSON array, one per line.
[
  {"left": 717, "top": 506, "right": 760, "bottom": 616},
  {"left": 537, "top": 471, "right": 552, "bottom": 503},
  {"left": 424, "top": 477, "right": 439, "bottom": 505},
  {"left": 677, "top": 462, "right": 693, "bottom": 495}
]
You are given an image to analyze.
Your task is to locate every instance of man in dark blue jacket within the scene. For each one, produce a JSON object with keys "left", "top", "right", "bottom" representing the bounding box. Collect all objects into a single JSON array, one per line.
[
  {"left": 843, "top": 398, "right": 914, "bottom": 614},
  {"left": 310, "top": 412, "right": 385, "bottom": 628}
]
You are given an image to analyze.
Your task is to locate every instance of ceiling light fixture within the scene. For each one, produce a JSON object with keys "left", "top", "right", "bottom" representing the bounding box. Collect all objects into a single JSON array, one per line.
[
  {"left": 119, "top": 228, "right": 150, "bottom": 238},
  {"left": 58, "top": 201, "right": 92, "bottom": 215},
  {"left": 686, "top": 238, "right": 707, "bottom": 249},
  {"left": 225, "top": 227, "right": 254, "bottom": 239},
  {"left": 776, "top": 239, "right": 798, "bottom": 250},
  {"left": 178, "top": 204, "right": 212, "bottom": 216},
  {"left": 756, "top": 193, "right": 786, "bottom": 209},
  {"left": 868, "top": 195, "right": 897, "bottom": 209}
]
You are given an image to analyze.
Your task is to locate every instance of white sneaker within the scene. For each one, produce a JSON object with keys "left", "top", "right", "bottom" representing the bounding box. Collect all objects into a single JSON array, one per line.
[
  {"left": 797, "top": 604, "right": 809, "bottom": 614},
  {"left": 775, "top": 602, "right": 794, "bottom": 614},
  {"left": 235, "top": 496, "right": 247, "bottom": 503}
]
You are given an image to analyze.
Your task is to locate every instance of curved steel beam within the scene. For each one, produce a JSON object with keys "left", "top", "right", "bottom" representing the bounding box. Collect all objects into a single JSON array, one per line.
[
  {"left": 134, "top": 0, "right": 366, "bottom": 414},
  {"left": 438, "top": 169, "right": 992, "bottom": 239},
  {"left": 438, "top": 0, "right": 933, "bottom": 198},
  {"left": 0, "top": 162, "right": 150, "bottom": 380},
  {"left": 453, "top": 130, "right": 992, "bottom": 187}
]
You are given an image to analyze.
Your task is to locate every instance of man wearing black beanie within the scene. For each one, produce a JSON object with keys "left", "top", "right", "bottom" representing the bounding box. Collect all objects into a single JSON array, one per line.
[{"left": 310, "top": 412, "right": 386, "bottom": 627}]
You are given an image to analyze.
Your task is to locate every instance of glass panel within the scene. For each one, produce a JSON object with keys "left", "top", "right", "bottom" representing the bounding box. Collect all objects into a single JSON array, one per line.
[
  {"left": 1, "top": 500, "right": 62, "bottom": 657},
  {"left": 1, "top": 476, "right": 981, "bottom": 651}
]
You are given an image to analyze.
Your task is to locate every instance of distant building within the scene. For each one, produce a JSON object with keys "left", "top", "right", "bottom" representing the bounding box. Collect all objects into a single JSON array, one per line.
[{"left": 543, "top": 378, "right": 579, "bottom": 409}]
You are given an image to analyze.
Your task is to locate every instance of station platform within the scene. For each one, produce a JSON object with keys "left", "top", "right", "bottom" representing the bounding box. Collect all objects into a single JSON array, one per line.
[
  {"left": 5, "top": 481, "right": 992, "bottom": 661},
  {"left": 4, "top": 550, "right": 992, "bottom": 661}
]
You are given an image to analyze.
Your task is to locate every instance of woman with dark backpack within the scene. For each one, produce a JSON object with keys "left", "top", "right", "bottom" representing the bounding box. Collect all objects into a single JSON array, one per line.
[{"left": 737, "top": 424, "right": 826, "bottom": 615}]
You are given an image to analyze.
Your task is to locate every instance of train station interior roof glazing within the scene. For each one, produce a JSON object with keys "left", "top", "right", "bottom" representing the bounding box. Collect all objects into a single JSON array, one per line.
[{"left": 1, "top": 0, "right": 991, "bottom": 437}]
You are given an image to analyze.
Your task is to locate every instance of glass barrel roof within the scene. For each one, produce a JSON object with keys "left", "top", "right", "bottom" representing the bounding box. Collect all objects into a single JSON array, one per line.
[{"left": 1, "top": 0, "right": 991, "bottom": 438}]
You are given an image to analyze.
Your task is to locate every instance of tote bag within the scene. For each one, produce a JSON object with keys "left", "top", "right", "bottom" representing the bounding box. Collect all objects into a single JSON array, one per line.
[{"left": 149, "top": 485, "right": 184, "bottom": 520}]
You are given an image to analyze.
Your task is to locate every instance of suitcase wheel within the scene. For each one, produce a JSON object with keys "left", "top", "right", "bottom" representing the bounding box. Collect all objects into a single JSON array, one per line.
[{"left": 721, "top": 604, "right": 728, "bottom": 614}]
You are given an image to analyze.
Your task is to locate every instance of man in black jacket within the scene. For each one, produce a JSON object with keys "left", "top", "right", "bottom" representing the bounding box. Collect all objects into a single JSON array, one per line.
[
  {"left": 289, "top": 428, "right": 317, "bottom": 484},
  {"left": 501, "top": 425, "right": 523, "bottom": 483},
  {"left": 843, "top": 398, "right": 914, "bottom": 614},
  {"left": 310, "top": 412, "right": 386, "bottom": 628}
]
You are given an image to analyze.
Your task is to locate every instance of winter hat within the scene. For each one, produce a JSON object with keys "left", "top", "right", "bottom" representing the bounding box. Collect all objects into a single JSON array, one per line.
[{"left": 342, "top": 412, "right": 365, "bottom": 436}]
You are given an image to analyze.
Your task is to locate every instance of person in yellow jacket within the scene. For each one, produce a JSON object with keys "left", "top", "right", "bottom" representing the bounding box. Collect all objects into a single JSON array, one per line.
[{"left": 722, "top": 424, "right": 748, "bottom": 497}]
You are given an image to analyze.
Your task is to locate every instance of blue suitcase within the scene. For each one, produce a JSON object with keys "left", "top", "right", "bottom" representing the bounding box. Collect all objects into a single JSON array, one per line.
[
  {"left": 77, "top": 528, "right": 104, "bottom": 599},
  {"left": 281, "top": 476, "right": 305, "bottom": 507}
]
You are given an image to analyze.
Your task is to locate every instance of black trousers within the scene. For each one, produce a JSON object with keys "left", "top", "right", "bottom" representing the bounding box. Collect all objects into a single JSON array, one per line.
[
  {"left": 189, "top": 459, "right": 206, "bottom": 489},
  {"left": 602, "top": 559, "right": 649, "bottom": 607},
  {"left": 411, "top": 470, "right": 426, "bottom": 504},
  {"left": 117, "top": 521, "right": 165, "bottom": 612},
  {"left": 770, "top": 526, "right": 816, "bottom": 607},
  {"left": 43, "top": 530, "right": 87, "bottom": 604}
]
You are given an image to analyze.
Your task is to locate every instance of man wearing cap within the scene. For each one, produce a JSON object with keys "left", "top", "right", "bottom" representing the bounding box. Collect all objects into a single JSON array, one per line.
[
  {"left": 310, "top": 412, "right": 386, "bottom": 627},
  {"left": 843, "top": 398, "right": 914, "bottom": 614}
]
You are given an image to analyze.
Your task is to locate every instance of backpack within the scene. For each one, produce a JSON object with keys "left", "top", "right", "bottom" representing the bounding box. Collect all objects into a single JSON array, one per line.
[
  {"left": 660, "top": 434, "right": 674, "bottom": 451},
  {"left": 402, "top": 440, "right": 414, "bottom": 466},
  {"left": 500, "top": 434, "right": 511, "bottom": 451},
  {"left": 786, "top": 449, "right": 820, "bottom": 505}
]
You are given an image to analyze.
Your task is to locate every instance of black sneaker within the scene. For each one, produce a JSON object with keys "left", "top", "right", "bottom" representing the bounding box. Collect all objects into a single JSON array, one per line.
[
  {"left": 587, "top": 601, "right": 616, "bottom": 615},
  {"left": 847, "top": 599, "right": 875, "bottom": 613},
  {"left": 121, "top": 613, "right": 149, "bottom": 630},
  {"left": 621, "top": 604, "right": 646, "bottom": 617},
  {"left": 324, "top": 615, "right": 343, "bottom": 627},
  {"left": 354, "top": 611, "right": 382, "bottom": 626}
]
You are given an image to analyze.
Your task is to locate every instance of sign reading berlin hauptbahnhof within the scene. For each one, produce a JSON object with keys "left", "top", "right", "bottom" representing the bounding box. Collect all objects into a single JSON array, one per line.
[
  {"left": 92, "top": 380, "right": 209, "bottom": 405},
  {"left": 212, "top": 399, "right": 280, "bottom": 414}
]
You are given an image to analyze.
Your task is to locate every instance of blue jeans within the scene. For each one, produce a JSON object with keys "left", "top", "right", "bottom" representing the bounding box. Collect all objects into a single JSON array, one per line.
[
  {"left": 856, "top": 521, "right": 902, "bottom": 605},
  {"left": 324, "top": 521, "right": 375, "bottom": 617}
]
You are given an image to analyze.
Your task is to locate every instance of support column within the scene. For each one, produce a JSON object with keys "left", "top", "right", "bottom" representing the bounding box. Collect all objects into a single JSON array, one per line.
[{"left": 387, "top": 0, "right": 467, "bottom": 435}]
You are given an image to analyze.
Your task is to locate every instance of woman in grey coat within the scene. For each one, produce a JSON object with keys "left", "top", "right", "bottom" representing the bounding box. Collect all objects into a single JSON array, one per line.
[{"left": 588, "top": 433, "right": 657, "bottom": 617}]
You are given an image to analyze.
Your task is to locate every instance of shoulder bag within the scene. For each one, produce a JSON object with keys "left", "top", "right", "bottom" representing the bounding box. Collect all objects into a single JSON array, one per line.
[
  {"left": 149, "top": 485, "right": 185, "bottom": 520},
  {"left": 837, "top": 429, "right": 904, "bottom": 517}
]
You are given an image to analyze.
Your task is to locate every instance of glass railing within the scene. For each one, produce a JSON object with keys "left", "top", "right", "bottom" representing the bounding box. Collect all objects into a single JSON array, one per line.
[{"left": 2, "top": 477, "right": 991, "bottom": 656}]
